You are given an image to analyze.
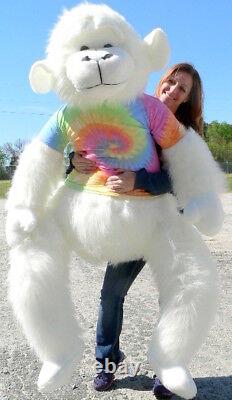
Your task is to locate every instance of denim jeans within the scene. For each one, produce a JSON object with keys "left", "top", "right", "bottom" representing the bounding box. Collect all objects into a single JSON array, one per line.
[{"left": 95, "top": 259, "right": 146, "bottom": 368}]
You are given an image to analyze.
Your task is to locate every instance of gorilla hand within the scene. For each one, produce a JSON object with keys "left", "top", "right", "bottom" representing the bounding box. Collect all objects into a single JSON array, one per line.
[
  {"left": 6, "top": 207, "right": 38, "bottom": 247},
  {"left": 183, "top": 192, "right": 224, "bottom": 236}
]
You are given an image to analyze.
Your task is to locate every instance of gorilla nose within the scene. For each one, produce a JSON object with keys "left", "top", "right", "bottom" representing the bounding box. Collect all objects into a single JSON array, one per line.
[
  {"left": 82, "top": 55, "right": 91, "bottom": 61},
  {"left": 102, "top": 53, "right": 113, "bottom": 60},
  {"left": 81, "top": 53, "right": 113, "bottom": 62}
]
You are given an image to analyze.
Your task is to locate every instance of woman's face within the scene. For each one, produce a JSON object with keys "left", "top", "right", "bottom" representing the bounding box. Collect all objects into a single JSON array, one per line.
[{"left": 159, "top": 71, "right": 193, "bottom": 113}]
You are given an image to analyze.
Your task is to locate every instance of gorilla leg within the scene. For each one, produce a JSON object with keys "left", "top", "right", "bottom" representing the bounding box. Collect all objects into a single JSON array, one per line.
[
  {"left": 146, "top": 220, "right": 217, "bottom": 399},
  {"left": 8, "top": 216, "right": 84, "bottom": 393}
]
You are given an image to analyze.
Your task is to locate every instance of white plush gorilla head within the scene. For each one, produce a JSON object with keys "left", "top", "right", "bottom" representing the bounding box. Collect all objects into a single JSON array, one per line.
[{"left": 30, "top": 3, "right": 170, "bottom": 106}]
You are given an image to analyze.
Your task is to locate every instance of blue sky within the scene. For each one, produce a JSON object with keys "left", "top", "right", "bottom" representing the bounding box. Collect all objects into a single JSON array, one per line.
[{"left": 1, "top": 0, "right": 231, "bottom": 146}]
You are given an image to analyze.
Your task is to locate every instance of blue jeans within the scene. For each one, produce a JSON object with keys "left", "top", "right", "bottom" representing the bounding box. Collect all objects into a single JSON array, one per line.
[{"left": 95, "top": 259, "right": 146, "bottom": 368}]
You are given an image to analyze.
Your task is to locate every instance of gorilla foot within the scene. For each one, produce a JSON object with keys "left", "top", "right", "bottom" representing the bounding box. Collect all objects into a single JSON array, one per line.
[
  {"left": 37, "top": 356, "right": 77, "bottom": 393},
  {"left": 157, "top": 366, "right": 197, "bottom": 399}
]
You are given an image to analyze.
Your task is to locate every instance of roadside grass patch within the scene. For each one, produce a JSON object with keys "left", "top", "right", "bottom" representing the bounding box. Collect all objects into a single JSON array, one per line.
[{"left": 0, "top": 180, "right": 11, "bottom": 198}]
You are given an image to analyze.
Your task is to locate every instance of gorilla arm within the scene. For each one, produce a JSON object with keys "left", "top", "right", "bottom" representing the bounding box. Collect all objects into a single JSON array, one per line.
[
  {"left": 162, "top": 128, "right": 226, "bottom": 236},
  {"left": 6, "top": 139, "right": 64, "bottom": 247}
]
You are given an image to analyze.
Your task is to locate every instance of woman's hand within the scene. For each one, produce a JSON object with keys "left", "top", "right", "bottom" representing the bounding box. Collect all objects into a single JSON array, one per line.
[
  {"left": 71, "top": 153, "right": 135, "bottom": 192},
  {"left": 72, "top": 152, "right": 97, "bottom": 174},
  {"left": 105, "top": 170, "right": 136, "bottom": 193}
]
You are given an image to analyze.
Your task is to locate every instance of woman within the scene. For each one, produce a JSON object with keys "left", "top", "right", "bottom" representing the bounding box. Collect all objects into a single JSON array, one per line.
[{"left": 69, "top": 63, "right": 204, "bottom": 397}]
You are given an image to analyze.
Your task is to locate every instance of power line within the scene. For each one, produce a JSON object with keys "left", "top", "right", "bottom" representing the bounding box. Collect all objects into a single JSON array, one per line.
[{"left": 0, "top": 110, "right": 52, "bottom": 116}]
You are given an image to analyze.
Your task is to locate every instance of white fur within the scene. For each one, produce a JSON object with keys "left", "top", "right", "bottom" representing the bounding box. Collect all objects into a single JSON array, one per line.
[
  {"left": 147, "top": 214, "right": 217, "bottom": 357},
  {"left": 144, "top": 28, "right": 170, "bottom": 70},
  {"left": 163, "top": 128, "right": 226, "bottom": 235},
  {"left": 6, "top": 139, "right": 64, "bottom": 210},
  {"left": 7, "top": 165, "right": 218, "bottom": 397},
  {"left": 5, "top": 140, "right": 64, "bottom": 247},
  {"left": 156, "top": 366, "right": 197, "bottom": 399},
  {"left": 6, "top": 3, "right": 225, "bottom": 398},
  {"left": 30, "top": 4, "right": 169, "bottom": 105}
]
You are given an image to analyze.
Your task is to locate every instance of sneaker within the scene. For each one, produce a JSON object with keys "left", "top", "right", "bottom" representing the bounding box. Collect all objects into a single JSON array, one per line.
[
  {"left": 152, "top": 375, "right": 174, "bottom": 398},
  {"left": 93, "top": 351, "right": 126, "bottom": 391},
  {"left": 93, "top": 371, "right": 115, "bottom": 391}
]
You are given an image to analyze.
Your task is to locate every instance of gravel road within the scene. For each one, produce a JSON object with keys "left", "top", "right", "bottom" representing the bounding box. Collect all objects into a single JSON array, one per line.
[{"left": 0, "top": 195, "right": 231, "bottom": 400}]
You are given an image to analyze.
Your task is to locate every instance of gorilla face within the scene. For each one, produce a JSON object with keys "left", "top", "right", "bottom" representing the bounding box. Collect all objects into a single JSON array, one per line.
[
  {"left": 65, "top": 45, "right": 134, "bottom": 94},
  {"left": 30, "top": 4, "right": 169, "bottom": 106},
  {"left": 47, "top": 23, "right": 149, "bottom": 106}
]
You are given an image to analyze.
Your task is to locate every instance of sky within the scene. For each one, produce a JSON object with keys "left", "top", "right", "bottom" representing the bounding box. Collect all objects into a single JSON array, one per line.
[{"left": 0, "top": 0, "right": 231, "bottom": 146}]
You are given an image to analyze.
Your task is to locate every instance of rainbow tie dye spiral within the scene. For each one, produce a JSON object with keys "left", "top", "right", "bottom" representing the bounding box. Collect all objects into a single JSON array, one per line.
[{"left": 65, "top": 103, "right": 155, "bottom": 172}]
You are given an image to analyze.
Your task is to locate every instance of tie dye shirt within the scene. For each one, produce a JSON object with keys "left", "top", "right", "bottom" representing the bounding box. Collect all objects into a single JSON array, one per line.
[{"left": 39, "top": 94, "right": 184, "bottom": 197}]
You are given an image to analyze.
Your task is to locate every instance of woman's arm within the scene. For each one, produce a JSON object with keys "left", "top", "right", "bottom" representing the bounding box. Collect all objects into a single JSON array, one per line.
[
  {"left": 105, "top": 169, "right": 172, "bottom": 195},
  {"left": 134, "top": 168, "right": 172, "bottom": 195},
  {"left": 68, "top": 151, "right": 172, "bottom": 195}
]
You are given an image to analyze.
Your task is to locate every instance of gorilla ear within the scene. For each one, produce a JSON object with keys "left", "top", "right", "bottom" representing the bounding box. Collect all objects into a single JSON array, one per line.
[
  {"left": 144, "top": 28, "right": 170, "bottom": 71},
  {"left": 29, "top": 60, "right": 54, "bottom": 94}
]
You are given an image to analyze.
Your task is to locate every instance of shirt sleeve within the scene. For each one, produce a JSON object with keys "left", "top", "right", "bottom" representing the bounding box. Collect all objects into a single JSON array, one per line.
[
  {"left": 134, "top": 168, "right": 172, "bottom": 195},
  {"left": 143, "top": 95, "right": 185, "bottom": 149},
  {"left": 38, "top": 107, "right": 67, "bottom": 153}
]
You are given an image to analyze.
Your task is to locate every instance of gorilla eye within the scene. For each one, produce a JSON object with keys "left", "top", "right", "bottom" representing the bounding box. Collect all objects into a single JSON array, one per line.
[
  {"left": 80, "top": 45, "right": 89, "bottom": 51},
  {"left": 104, "top": 43, "right": 113, "bottom": 48}
]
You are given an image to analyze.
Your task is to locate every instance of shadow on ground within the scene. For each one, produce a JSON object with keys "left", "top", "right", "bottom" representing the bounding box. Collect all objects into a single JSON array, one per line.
[
  {"left": 194, "top": 376, "right": 232, "bottom": 399},
  {"left": 114, "top": 374, "right": 154, "bottom": 391},
  {"left": 114, "top": 374, "right": 232, "bottom": 399}
]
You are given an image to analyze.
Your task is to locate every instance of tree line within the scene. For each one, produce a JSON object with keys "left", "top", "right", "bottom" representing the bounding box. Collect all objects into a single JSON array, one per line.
[
  {"left": 204, "top": 121, "right": 232, "bottom": 163},
  {"left": 1, "top": 121, "right": 232, "bottom": 180}
]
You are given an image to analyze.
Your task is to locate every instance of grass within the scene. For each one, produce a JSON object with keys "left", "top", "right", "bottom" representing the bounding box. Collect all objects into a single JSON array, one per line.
[
  {"left": 0, "top": 180, "right": 11, "bottom": 198},
  {"left": 0, "top": 175, "right": 232, "bottom": 199},
  {"left": 227, "top": 173, "right": 232, "bottom": 192}
]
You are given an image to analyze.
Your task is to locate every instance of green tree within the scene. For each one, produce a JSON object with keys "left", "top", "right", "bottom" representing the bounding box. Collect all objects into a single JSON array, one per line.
[
  {"left": 0, "top": 147, "right": 8, "bottom": 179},
  {"left": 3, "top": 139, "right": 27, "bottom": 177},
  {"left": 205, "top": 121, "right": 232, "bottom": 144},
  {"left": 205, "top": 121, "right": 232, "bottom": 162}
]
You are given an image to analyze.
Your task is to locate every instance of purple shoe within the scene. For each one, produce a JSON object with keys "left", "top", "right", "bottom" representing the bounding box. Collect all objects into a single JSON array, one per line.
[
  {"left": 153, "top": 375, "right": 174, "bottom": 398},
  {"left": 93, "top": 370, "right": 115, "bottom": 391},
  {"left": 93, "top": 351, "right": 125, "bottom": 391}
]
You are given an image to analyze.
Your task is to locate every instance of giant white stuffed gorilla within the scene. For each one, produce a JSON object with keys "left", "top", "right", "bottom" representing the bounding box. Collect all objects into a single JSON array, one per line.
[{"left": 6, "top": 3, "right": 225, "bottom": 399}]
